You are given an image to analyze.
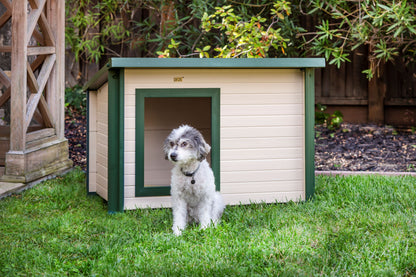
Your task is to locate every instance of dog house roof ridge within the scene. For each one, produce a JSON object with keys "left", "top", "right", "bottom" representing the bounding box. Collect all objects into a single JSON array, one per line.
[
  {"left": 108, "top": 57, "right": 325, "bottom": 69},
  {"left": 84, "top": 57, "right": 325, "bottom": 91}
]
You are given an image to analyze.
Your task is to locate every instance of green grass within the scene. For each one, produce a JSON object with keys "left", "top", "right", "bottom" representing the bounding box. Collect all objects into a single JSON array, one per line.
[{"left": 1, "top": 169, "right": 415, "bottom": 276}]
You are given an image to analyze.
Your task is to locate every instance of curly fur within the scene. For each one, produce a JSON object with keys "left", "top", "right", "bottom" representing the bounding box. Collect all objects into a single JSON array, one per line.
[{"left": 164, "top": 125, "right": 225, "bottom": 236}]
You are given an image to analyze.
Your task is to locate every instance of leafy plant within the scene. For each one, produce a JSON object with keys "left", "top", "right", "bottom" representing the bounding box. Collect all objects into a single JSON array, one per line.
[
  {"left": 65, "top": 86, "right": 86, "bottom": 116},
  {"left": 315, "top": 103, "right": 344, "bottom": 131},
  {"left": 201, "top": 3, "right": 291, "bottom": 58},
  {"left": 299, "top": 0, "right": 416, "bottom": 78},
  {"left": 65, "top": 0, "right": 223, "bottom": 63},
  {"left": 64, "top": 0, "right": 416, "bottom": 84},
  {"left": 158, "top": 1, "right": 294, "bottom": 58}
]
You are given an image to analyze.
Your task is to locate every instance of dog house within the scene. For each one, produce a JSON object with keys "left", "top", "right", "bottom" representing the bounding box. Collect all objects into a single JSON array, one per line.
[{"left": 85, "top": 58, "right": 325, "bottom": 212}]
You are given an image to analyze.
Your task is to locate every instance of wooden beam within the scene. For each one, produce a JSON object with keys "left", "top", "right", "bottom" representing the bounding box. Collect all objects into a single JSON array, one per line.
[
  {"left": 28, "top": 0, "right": 55, "bottom": 46},
  {"left": 32, "top": 29, "right": 45, "bottom": 45},
  {"left": 28, "top": 0, "right": 39, "bottom": 8},
  {"left": 0, "top": 9, "right": 11, "bottom": 29},
  {"left": 26, "top": 128, "right": 55, "bottom": 143},
  {"left": 27, "top": 46, "right": 55, "bottom": 56},
  {"left": 26, "top": 62, "right": 39, "bottom": 94},
  {"left": 11, "top": 0, "right": 28, "bottom": 151},
  {"left": 33, "top": 109, "right": 44, "bottom": 126},
  {"left": 0, "top": 87, "right": 11, "bottom": 107},
  {"left": 0, "top": 0, "right": 12, "bottom": 30},
  {"left": 25, "top": 54, "right": 56, "bottom": 132},
  {"left": 385, "top": 98, "right": 416, "bottom": 106},
  {"left": 0, "top": 69, "right": 11, "bottom": 88},
  {"left": 30, "top": 55, "right": 46, "bottom": 71},
  {"left": 0, "top": 0, "right": 12, "bottom": 8},
  {"left": 0, "top": 45, "right": 12, "bottom": 52},
  {"left": 38, "top": 12, "right": 56, "bottom": 47},
  {"left": 1, "top": 46, "right": 55, "bottom": 55},
  {"left": 315, "top": 97, "right": 368, "bottom": 106},
  {"left": 27, "top": 0, "right": 47, "bottom": 43},
  {"left": 38, "top": 95, "right": 54, "bottom": 128},
  {"left": 47, "top": 0, "right": 65, "bottom": 139},
  {"left": 37, "top": 54, "right": 56, "bottom": 91}
]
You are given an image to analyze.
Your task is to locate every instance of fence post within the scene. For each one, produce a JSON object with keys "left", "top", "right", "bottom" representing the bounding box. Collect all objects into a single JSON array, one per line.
[
  {"left": 368, "top": 72, "right": 386, "bottom": 124},
  {"left": 367, "top": 49, "right": 386, "bottom": 124}
]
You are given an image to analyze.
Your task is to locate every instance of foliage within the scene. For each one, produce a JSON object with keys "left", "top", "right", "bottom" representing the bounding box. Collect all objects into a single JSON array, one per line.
[
  {"left": 203, "top": 2, "right": 290, "bottom": 58},
  {"left": 66, "top": 0, "right": 114, "bottom": 63},
  {"left": 65, "top": 0, "right": 416, "bottom": 81},
  {"left": 158, "top": 1, "right": 296, "bottom": 58},
  {"left": 299, "top": 0, "right": 416, "bottom": 78},
  {"left": 66, "top": 0, "right": 305, "bottom": 63},
  {"left": 315, "top": 103, "right": 344, "bottom": 130},
  {"left": 1, "top": 170, "right": 416, "bottom": 275},
  {"left": 65, "top": 0, "right": 221, "bottom": 62},
  {"left": 65, "top": 86, "right": 86, "bottom": 116}
]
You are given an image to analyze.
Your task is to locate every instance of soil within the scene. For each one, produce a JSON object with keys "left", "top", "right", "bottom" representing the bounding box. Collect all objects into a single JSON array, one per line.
[
  {"left": 65, "top": 112, "right": 87, "bottom": 171},
  {"left": 64, "top": 112, "right": 416, "bottom": 173},
  {"left": 315, "top": 123, "right": 416, "bottom": 172}
]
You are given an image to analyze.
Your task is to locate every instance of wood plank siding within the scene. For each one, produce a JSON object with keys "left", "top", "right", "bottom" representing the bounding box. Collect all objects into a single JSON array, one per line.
[
  {"left": 89, "top": 83, "right": 109, "bottom": 200},
  {"left": 123, "top": 68, "right": 305, "bottom": 209}
]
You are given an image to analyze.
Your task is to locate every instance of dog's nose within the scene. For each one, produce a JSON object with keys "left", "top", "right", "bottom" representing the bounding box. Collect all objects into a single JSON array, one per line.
[{"left": 170, "top": 152, "right": 178, "bottom": 161}]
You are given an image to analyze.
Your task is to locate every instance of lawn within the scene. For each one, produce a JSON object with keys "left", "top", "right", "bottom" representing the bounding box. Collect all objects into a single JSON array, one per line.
[{"left": 0, "top": 168, "right": 415, "bottom": 276}]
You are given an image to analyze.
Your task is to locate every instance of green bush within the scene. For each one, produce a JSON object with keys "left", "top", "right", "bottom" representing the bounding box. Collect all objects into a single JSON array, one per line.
[
  {"left": 65, "top": 86, "right": 86, "bottom": 116},
  {"left": 315, "top": 103, "right": 344, "bottom": 131}
]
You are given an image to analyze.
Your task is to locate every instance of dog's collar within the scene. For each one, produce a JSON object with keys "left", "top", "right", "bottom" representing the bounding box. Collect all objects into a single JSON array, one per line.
[{"left": 181, "top": 163, "right": 201, "bottom": 184}]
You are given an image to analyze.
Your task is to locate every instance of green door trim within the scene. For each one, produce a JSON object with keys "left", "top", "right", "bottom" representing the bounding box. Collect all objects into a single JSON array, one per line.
[{"left": 135, "top": 88, "right": 221, "bottom": 197}]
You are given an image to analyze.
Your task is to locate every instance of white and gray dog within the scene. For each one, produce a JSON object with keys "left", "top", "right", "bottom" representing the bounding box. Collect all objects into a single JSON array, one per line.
[{"left": 164, "top": 125, "right": 225, "bottom": 235}]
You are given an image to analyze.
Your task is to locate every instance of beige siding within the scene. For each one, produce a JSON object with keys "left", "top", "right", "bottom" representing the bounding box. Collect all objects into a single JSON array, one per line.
[
  {"left": 95, "top": 83, "right": 109, "bottom": 201},
  {"left": 88, "top": 91, "right": 97, "bottom": 193},
  {"left": 123, "top": 69, "right": 305, "bottom": 209}
]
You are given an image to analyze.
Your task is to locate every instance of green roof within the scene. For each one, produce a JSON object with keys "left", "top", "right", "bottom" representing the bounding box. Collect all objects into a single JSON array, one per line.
[
  {"left": 109, "top": 57, "right": 325, "bottom": 69},
  {"left": 84, "top": 57, "right": 325, "bottom": 90}
]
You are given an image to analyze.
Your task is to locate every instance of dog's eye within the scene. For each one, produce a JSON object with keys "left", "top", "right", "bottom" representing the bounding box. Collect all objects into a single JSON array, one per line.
[
  {"left": 181, "top": 141, "right": 188, "bottom": 147},
  {"left": 170, "top": 141, "right": 175, "bottom": 147}
]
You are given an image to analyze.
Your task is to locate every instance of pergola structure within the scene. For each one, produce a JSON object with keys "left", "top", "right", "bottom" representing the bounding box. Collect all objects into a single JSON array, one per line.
[{"left": 0, "top": 0, "right": 72, "bottom": 183}]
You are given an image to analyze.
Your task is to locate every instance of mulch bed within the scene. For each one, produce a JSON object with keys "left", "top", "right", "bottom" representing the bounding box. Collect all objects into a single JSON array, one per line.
[
  {"left": 315, "top": 123, "right": 416, "bottom": 172},
  {"left": 64, "top": 112, "right": 416, "bottom": 173},
  {"left": 65, "top": 112, "right": 87, "bottom": 171}
]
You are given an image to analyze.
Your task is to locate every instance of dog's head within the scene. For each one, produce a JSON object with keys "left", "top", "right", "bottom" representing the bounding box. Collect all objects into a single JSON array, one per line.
[{"left": 163, "top": 125, "right": 211, "bottom": 164}]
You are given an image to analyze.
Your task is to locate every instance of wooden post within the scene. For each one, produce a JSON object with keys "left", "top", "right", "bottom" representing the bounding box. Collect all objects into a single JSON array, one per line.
[
  {"left": 367, "top": 46, "right": 386, "bottom": 124},
  {"left": 3, "top": 0, "right": 72, "bottom": 183},
  {"left": 10, "top": 0, "right": 27, "bottom": 151},
  {"left": 368, "top": 74, "right": 386, "bottom": 124},
  {"left": 46, "top": 0, "right": 65, "bottom": 139}
]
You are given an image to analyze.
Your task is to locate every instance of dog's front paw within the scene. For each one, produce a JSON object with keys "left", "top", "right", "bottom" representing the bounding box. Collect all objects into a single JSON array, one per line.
[{"left": 172, "top": 226, "right": 183, "bottom": 236}]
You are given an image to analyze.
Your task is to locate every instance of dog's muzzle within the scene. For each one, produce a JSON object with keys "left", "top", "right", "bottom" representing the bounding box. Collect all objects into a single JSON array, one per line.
[{"left": 170, "top": 152, "right": 178, "bottom": 162}]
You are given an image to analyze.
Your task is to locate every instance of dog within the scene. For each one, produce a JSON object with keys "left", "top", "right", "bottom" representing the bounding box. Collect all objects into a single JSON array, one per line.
[{"left": 163, "top": 125, "right": 225, "bottom": 236}]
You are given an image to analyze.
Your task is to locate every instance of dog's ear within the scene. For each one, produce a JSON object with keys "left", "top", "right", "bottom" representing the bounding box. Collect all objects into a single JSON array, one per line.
[
  {"left": 199, "top": 142, "right": 211, "bottom": 161},
  {"left": 194, "top": 134, "right": 211, "bottom": 161},
  {"left": 163, "top": 138, "right": 171, "bottom": 160}
]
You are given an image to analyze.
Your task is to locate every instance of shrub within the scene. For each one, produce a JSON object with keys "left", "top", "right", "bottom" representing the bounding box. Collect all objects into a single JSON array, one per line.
[{"left": 65, "top": 86, "right": 86, "bottom": 116}]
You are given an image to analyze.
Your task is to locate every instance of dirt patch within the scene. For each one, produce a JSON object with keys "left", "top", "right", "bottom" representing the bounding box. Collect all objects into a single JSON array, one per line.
[
  {"left": 315, "top": 124, "right": 416, "bottom": 172},
  {"left": 65, "top": 112, "right": 87, "bottom": 171}
]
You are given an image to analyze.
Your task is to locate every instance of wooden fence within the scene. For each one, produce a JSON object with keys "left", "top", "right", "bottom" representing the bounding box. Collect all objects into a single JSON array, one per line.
[{"left": 315, "top": 46, "right": 416, "bottom": 126}]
